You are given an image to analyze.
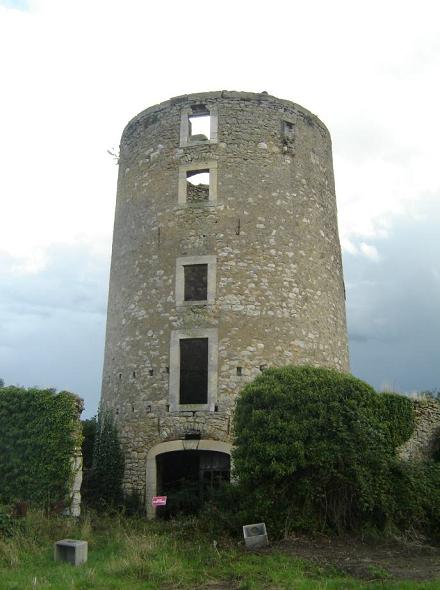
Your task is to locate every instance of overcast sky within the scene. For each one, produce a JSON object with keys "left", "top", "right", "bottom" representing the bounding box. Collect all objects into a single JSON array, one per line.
[{"left": 1, "top": 0, "right": 439, "bottom": 416}]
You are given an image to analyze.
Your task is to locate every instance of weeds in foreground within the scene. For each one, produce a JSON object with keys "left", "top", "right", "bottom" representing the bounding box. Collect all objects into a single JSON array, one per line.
[{"left": 0, "top": 510, "right": 440, "bottom": 590}]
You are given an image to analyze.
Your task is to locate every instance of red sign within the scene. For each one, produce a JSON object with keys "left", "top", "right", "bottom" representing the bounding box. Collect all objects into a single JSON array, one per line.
[{"left": 152, "top": 496, "right": 167, "bottom": 507}]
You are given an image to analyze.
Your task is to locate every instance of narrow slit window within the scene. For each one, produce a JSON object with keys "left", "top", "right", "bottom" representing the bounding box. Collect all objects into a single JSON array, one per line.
[
  {"left": 184, "top": 264, "right": 208, "bottom": 301},
  {"left": 283, "top": 121, "right": 295, "bottom": 141},
  {"left": 186, "top": 169, "right": 210, "bottom": 203},
  {"left": 179, "top": 338, "right": 208, "bottom": 404}
]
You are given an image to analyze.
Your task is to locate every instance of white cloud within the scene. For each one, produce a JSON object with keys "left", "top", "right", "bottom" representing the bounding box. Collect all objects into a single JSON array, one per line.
[{"left": 359, "top": 243, "right": 380, "bottom": 262}]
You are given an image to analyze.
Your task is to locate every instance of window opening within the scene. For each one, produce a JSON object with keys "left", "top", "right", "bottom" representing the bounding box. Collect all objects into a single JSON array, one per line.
[
  {"left": 186, "top": 169, "right": 209, "bottom": 202},
  {"left": 184, "top": 264, "right": 208, "bottom": 301},
  {"left": 189, "top": 105, "right": 210, "bottom": 142},
  {"left": 180, "top": 338, "right": 208, "bottom": 404},
  {"left": 236, "top": 367, "right": 242, "bottom": 376},
  {"left": 189, "top": 116, "right": 210, "bottom": 141}
]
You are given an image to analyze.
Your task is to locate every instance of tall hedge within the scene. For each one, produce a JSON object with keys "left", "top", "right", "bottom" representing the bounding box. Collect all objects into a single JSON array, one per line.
[
  {"left": 0, "top": 386, "right": 81, "bottom": 506},
  {"left": 232, "top": 366, "right": 415, "bottom": 534}
]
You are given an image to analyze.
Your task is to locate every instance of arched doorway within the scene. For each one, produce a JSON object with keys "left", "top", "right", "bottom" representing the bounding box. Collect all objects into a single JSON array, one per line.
[
  {"left": 156, "top": 450, "right": 229, "bottom": 517},
  {"left": 145, "top": 440, "right": 232, "bottom": 518}
]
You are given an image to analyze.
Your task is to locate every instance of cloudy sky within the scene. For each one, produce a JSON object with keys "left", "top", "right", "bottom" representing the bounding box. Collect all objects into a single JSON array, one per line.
[{"left": 1, "top": 0, "right": 439, "bottom": 416}]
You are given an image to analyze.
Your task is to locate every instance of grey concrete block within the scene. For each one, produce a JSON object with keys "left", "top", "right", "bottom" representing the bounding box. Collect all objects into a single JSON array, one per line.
[
  {"left": 243, "top": 522, "right": 268, "bottom": 549},
  {"left": 54, "top": 539, "right": 88, "bottom": 566}
]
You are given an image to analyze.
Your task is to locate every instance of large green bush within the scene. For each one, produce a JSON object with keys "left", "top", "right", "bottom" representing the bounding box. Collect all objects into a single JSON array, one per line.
[
  {"left": 232, "top": 366, "right": 415, "bottom": 535},
  {"left": 0, "top": 386, "right": 81, "bottom": 507}
]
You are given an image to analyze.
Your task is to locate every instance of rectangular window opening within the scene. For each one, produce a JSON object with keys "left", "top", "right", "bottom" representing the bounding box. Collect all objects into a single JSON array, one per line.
[
  {"left": 186, "top": 169, "right": 210, "bottom": 202},
  {"left": 283, "top": 121, "right": 295, "bottom": 140},
  {"left": 189, "top": 106, "right": 210, "bottom": 141},
  {"left": 179, "top": 338, "right": 208, "bottom": 404},
  {"left": 184, "top": 264, "right": 208, "bottom": 301}
]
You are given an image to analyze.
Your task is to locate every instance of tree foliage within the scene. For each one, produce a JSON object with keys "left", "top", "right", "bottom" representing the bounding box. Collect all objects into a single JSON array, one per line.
[
  {"left": 232, "top": 366, "right": 415, "bottom": 534},
  {"left": 0, "top": 386, "right": 81, "bottom": 506},
  {"left": 83, "top": 409, "right": 124, "bottom": 510},
  {"left": 81, "top": 417, "right": 97, "bottom": 471}
]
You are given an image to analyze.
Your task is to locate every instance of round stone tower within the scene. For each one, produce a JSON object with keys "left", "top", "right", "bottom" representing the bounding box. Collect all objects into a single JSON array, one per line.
[{"left": 101, "top": 91, "right": 349, "bottom": 515}]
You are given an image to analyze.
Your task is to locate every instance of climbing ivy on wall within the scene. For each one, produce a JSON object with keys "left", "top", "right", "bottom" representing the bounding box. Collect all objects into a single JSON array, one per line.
[
  {"left": 0, "top": 386, "right": 82, "bottom": 506},
  {"left": 379, "top": 391, "right": 416, "bottom": 448}
]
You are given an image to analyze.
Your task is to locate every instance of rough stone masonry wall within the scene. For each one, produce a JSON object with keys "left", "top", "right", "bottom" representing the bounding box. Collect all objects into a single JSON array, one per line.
[
  {"left": 398, "top": 399, "right": 440, "bottom": 462},
  {"left": 100, "top": 91, "right": 349, "bottom": 497}
]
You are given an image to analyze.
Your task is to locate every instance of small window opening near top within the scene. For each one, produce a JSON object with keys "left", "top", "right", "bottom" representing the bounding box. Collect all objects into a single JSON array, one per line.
[
  {"left": 189, "top": 105, "right": 210, "bottom": 142},
  {"left": 184, "top": 264, "right": 208, "bottom": 301},
  {"left": 186, "top": 169, "right": 210, "bottom": 203}
]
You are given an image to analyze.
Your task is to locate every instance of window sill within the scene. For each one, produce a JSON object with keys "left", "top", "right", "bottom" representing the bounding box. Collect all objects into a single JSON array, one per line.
[
  {"left": 171, "top": 403, "right": 213, "bottom": 412},
  {"left": 180, "top": 139, "right": 218, "bottom": 148},
  {"left": 176, "top": 201, "right": 221, "bottom": 209},
  {"left": 176, "top": 300, "right": 214, "bottom": 308}
]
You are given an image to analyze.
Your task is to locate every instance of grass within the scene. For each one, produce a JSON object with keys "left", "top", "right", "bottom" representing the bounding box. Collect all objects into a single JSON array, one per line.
[{"left": 0, "top": 511, "right": 439, "bottom": 590}]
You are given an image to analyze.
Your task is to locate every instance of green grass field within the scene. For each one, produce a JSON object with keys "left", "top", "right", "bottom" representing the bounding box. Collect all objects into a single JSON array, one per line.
[{"left": 0, "top": 511, "right": 439, "bottom": 590}]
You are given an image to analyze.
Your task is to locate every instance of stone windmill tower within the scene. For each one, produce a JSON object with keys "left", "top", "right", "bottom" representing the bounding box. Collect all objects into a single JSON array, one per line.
[{"left": 100, "top": 91, "right": 349, "bottom": 516}]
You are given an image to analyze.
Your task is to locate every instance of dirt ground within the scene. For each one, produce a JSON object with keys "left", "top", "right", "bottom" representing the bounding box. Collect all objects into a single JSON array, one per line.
[{"left": 277, "top": 534, "right": 440, "bottom": 581}]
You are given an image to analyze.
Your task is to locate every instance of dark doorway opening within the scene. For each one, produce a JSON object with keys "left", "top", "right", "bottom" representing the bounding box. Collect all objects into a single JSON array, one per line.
[{"left": 156, "top": 450, "right": 230, "bottom": 518}]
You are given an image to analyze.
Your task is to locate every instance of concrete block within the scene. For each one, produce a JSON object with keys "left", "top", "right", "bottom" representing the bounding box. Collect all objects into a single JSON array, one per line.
[
  {"left": 243, "top": 522, "right": 268, "bottom": 549},
  {"left": 54, "top": 539, "right": 88, "bottom": 566}
]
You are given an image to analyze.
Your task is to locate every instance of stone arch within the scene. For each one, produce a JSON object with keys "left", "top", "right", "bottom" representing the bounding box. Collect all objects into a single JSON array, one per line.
[{"left": 145, "top": 439, "right": 232, "bottom": 518}]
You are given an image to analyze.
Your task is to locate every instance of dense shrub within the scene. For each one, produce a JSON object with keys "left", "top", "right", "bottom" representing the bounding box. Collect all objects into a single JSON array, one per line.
[
  {"left": 0, "top": 508, "right": 15, "bottom": 538},
  {"left": 232, "top": 366, "right": 415, "bottom": 536},
  {"left": 379, "top": 391, "right": 415, "bottom": 448},
  {"left": 389, "top": 461, "right": 440, "bottom": 539},
  {"left": 83, "top": 409, "right": 124, "bottom": 510},
  {"left": 0, "top": 387, "right": 81, "bottom": 507}
]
